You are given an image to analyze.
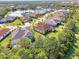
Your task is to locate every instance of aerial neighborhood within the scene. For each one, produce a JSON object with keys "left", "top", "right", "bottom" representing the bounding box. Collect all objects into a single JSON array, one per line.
[
  {"left": 0, "top": 1, "right": 79, "bottom": 59},
  {"left": 0, "top": 4, "right": 69, "bottom": 47}
]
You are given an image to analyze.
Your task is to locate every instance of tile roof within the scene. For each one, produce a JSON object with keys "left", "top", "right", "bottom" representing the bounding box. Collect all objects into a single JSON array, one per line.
[
  {"left": 11, "top": 28, "right": 33, "bottom": 45},
  {"left": 34, "top": 22, "right": 54, "bottom": 34},
  {"left": 12, "top": 28, "right": 32, "bottom": 41},
  {"left": 0, "top": 28, "right": 10, "bottom": 37},
  {"left": 53, "top": 11, "right": 64, "bottom": 18},
  {"left": 45, "top": 18, "right": 57, "bottom": 26},
  {"left": 12, "top": 29, "right": 25, "bottom": 40},
  {"left": 5, "top": 16, "right": 16, "bottom": 21}
]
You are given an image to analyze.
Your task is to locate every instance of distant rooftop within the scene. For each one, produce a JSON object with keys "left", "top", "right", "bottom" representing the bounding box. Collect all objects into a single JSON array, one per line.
[{"left": 0, "top": 0, "right": 78, "bottom": 2}]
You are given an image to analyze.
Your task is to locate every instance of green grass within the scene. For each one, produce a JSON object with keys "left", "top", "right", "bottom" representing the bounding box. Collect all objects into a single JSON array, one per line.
[
  {"left": 30, "top": 18, "right": 37, "bottom": 23},
  {"left": 46, "top": 32, "right": 58, "bottom": 38},
  {"left": 0, "top": 34, "right": 12, "bottom": 47},
  {"left": 3, "top": 19, "right": 23, "bottom": 26}
]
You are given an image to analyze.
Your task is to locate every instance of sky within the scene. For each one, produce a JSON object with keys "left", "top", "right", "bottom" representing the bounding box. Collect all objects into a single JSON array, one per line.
[{"left": 0, "top": 0, "right": 79, "bottom": 1}]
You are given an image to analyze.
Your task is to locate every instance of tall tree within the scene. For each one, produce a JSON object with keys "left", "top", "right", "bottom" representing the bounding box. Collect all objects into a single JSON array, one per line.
[{"left": 18, "top": 37, "right": 32, "bottom": 48}]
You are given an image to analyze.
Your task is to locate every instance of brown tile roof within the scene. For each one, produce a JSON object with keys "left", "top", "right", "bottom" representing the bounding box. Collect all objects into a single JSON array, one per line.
[
  {"left": 12, "top": 29, "right": 25, "bottom": 40},
  {"left": 47, "top": 11, "right": 64, "bottom": 19},
  {"left": 53, "top": 11, "right": 64, "bottom": 18},
  {"left": 34, "top": 22, "right": 54, "bottom": 34},
  {"left": 0, "top": 28, "right": 10, "bottom": 37}
]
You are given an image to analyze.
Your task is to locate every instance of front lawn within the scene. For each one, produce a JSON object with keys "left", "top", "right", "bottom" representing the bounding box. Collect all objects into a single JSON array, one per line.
[
  {"left": 0, "top": 34, "right": 12, "bottom": 47},
  {"left": 30, "top": 18, "right": 37, "bottom": 23},
  {"left": 3, "top": 19, "right": 23, "bottom": 26}
]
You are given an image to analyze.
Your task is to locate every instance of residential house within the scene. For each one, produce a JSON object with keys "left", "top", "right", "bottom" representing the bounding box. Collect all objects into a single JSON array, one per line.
[
  {"left": 11, "top": 28, "right": 25, "bottom": 45},
  {"left": 35, "top": 9, "right": 47, "bottom": 15},
  {"left": 33, "top": 21, "right": 55, "bottom": 34},
  {"left": 53, "top": 11, "right": 64, "bottom": 18},
  {"left": 9, "top": 10, "right": 24, "bottom": 18},
  {"left": 0, "top": 16, "right": 16, "bottom": 24},
  {"left": 45, "top": 18, "right": 58, "bottom": 26},
  {"left": 11, "top": 27, "right": 33, "bottom": 46},
  {"left": 58, "top": 9, "right": 69, "bottom": 14},
  {"left": 24, "top": 30, "right": 35, "bottom": 42},
  {"left": 26, "top": 9, "right": 35, "bottom": 13},
  {"left": 0, "top": 28, "right": 11, "bottom": 41},
  {"left": 44, "top": 9, "right": 65, "bottom": 26},
  {"left": 22, "top": 12, "right": 37, "bottom": 22},
  {"left": 5, "top": 16, "right": 16, "bottom": 23}
]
